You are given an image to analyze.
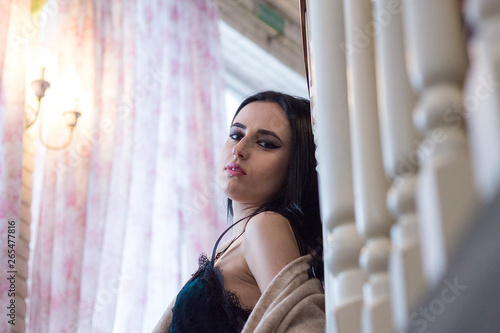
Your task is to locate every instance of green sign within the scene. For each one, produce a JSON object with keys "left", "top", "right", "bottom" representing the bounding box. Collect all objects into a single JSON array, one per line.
[{"left": 258, "top": 4, "right": 285, "bottom": 33}]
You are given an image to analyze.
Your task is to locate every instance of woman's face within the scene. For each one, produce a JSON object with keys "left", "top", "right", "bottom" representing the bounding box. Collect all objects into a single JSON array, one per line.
[{"left": 217, "top": 101, "right": 291, "bottom": 206}]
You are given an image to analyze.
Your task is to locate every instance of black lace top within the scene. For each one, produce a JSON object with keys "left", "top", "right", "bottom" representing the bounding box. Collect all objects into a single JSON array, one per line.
[{"left": 170, "top": 228, "right": 252, "bottom": 332}]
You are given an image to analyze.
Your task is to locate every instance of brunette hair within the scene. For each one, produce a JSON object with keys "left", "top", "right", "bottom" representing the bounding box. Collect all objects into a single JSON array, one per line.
[{"left": 226, "top": 91, "right": 323, "bottom": 282}]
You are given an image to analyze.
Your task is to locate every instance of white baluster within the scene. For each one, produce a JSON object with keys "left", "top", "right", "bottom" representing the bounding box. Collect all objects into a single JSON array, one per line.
[
  {"left": 329, "top": 225, "right": 366, "bottom": 333},
  {"left": 464, "top": 0, "right": 500, "bottom": 204},
  {"left": 343, "top": 0, "right": 394, "bottom": 332},
  {"left": 307, "top": 1, "right": 364, "bottom": 332},
  {"left": 402, "top": 0, "right": 478, "bottom": 287},
  {"left": 387, "top": 177, "right": 425, "bottom": 331},
  {"left": 371, "top": 0, "right": 426, "bottom": 330}
]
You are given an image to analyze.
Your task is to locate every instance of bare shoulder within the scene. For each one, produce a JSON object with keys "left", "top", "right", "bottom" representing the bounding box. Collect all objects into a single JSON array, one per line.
[
  {"left": 243, "top": 211, "right": 301, "bottom": 292},
  {"left": 244, "top": 211, "right": 293, "bottom": 235}
]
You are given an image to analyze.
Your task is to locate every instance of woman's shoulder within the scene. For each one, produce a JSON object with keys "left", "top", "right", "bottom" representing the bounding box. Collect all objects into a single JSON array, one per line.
[
  {"left": 244, "top": 210, "right": 298, "bottom": 246},
  {"left": 244, "top": 211, "right": 291, "bottom": 231},
  {"left": 242, "top": 211, "right": 301, "bottom": 292},
  {"left": 243, "top": 211, "right": 298, "bottom": 246}
]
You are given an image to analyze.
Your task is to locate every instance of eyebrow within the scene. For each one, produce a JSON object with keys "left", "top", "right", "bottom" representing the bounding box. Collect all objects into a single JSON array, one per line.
[{"left": 231, "top": 122, "right": 284, "bottom": 144}]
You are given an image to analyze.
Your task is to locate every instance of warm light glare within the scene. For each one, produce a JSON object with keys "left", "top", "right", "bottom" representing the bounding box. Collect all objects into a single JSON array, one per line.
[
  {"left": 38, "top": 48, "right": 50, "bottom": 73},
  {"left": 39, "top": 67, "right": 46, "bottom": 80},
  {"left": 73, "top": 77, "right": 82, "bottom": 100},
  {"left": 55, "top": 74, "right": 83, "bottom": 115}
]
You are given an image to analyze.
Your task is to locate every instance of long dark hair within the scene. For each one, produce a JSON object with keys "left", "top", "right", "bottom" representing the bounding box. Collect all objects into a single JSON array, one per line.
[{"left": 226, "top": 91, "right": 323, "bottom": 282}]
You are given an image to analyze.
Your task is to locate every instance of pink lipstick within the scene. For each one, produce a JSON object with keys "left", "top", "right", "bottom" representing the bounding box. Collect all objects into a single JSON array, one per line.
[{"left": 225, "top": 163, "right": 246, "bottom": 176}]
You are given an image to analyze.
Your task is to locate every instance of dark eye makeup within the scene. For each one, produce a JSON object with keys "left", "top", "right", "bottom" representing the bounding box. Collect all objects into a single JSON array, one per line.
[
  {"left": 229, "top": 131, "right": 281, "bottom": 149},
  {"left": 256, "top": 140, "right": 280, "bottom": 149},
  {"left": 229, "top": 132, "right": 243, "bottom": 140}
]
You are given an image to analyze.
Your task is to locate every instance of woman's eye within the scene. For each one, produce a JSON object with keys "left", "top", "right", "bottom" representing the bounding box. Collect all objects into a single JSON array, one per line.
[
  {"left": 257, "top": 140, "right": 279, "bottom": 149},
  {"left": 229, "top": 132, "right": 242, "bottom": 140},
  {"left": 229, "top": 132, "right": 279, "bottom": 149}
]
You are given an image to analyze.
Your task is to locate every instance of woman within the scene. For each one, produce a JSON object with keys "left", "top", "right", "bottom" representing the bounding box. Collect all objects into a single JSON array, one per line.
[{"left": 154, "top": 91, "right": 325, "bottom": 332}]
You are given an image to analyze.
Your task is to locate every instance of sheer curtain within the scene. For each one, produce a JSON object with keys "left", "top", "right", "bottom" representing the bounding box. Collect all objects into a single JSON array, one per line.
[
  {"left": 22, "top": 0, "right": 227, "bottom": 332},
  {"left": 0, "top": 1, "right": 30, "bottom": 332}
]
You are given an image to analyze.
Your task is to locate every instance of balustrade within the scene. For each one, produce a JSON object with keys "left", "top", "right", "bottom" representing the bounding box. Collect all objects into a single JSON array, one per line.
[
  {"left": 307, "top": 1, "right": 364, "bottom": 332},
  {"left": 464, "top": 0, "right": 500, "bottom": 204},
  {"left": 305, "top": 0, "right": 487, "bottom": 331}
]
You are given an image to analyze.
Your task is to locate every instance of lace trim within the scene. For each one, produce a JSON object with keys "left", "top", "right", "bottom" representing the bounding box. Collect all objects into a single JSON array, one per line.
[{"left": 195, "top": 253, "right": 253, "bottom": 317}]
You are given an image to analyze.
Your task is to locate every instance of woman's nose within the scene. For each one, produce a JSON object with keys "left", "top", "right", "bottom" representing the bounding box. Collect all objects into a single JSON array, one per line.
[{"left": 232, "top": 141, "right": 247, "bottom": 159}]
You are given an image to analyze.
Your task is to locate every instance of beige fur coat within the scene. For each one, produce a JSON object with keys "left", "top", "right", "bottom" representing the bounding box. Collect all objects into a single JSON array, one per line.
[{"left": 152, "top": 254, "right": 325, "bottom": 333}]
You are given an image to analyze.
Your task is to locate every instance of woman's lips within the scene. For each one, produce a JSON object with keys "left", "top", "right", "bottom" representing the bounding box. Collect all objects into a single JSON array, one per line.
[{"left": 225, "top": 162, "right": 246, "bottom": 176}]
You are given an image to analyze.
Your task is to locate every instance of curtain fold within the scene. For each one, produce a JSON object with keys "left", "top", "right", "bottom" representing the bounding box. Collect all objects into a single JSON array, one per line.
[
  {"left": 25, "top": 0, "right": 227, "bottom": 332},
  {"left": 0, "top": 1, "right": 30, "bottom": 332}
]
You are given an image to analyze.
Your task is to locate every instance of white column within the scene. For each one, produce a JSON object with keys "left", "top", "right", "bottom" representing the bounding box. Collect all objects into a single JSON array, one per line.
[
  {"left": 402, "top": 0, "right": 478, "bottom": 287},
  {"left": 307, "top": 1, "right": 364, "bottom": 332},
  {"left": 464, "top": 0, "right": 500, "bottom": 204},
  {"left": 343, "top": 1, "right": 394, "bottom": 332},
  {"left": 371, "top": 0, "right": 426, "bottom": 331}
]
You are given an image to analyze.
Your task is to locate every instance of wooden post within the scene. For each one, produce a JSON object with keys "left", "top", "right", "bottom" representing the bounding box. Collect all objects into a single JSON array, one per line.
[
  {"left": 402, "top": 0, "right": 478, "bottom": 287},
  {"left": 307, "top": 1, "right": 364, "bottom": 332},
  {"left": 343, "top": 0, "right": 394, "bottom": 332},
  {"left": 371, "top": 0, "right": 426, "bottom": 330},
  {"left": 464, "top": 0, "right": 500, "bottom": 204}
]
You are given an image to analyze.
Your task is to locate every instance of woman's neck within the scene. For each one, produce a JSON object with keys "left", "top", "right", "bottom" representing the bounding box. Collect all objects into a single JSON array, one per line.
[{"left": 231, "top": 201, "right": 261, "bottom": 236}]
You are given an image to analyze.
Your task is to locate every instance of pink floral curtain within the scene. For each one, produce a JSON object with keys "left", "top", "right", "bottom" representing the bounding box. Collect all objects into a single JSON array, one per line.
[
  {"left": 1, "top": 0, "right": 227, "bottom": 332},
  {"left": 0, "top": 1, "right": 30, "bottom": 332}
]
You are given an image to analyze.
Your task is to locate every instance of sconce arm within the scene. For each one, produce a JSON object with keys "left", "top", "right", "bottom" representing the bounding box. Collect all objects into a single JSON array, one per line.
[{"left": 25, "top": 98, "right": 42, "bottom": 130}]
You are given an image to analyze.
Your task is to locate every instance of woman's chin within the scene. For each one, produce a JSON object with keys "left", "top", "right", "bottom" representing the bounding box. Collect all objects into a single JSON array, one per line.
[
  {"left": 223, "top": 189, "right": 249, "bottom": 203},
  {"left": 224, "top": 190, "right": 241, "bottom": 202}
]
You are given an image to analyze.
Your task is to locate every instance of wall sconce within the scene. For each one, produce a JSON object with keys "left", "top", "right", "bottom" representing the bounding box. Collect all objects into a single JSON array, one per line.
[{"left": 25, "top": 67, "right": 82, "bottom": 150}]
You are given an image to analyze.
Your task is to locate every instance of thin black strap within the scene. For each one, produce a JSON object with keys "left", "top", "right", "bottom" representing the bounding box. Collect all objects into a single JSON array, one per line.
[{"left": 211, "top": 217, "right": 247, "bottom": 265}]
